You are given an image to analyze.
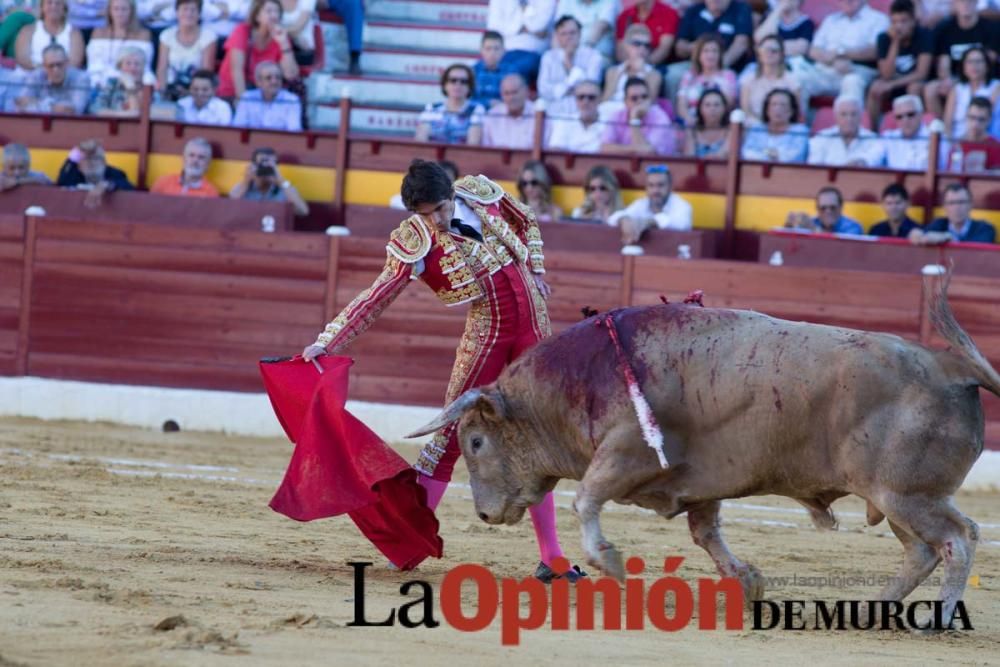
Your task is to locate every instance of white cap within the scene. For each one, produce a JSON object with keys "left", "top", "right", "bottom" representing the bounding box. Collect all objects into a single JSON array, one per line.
[
  {"left": 621, "top": 244, "right": 645, "bottom": 256},
  {"left": 325, "top": 225, "right": 352, "bottom": 236},
  {"left": 24, "top": 206, "right": 46, "bottom": 216},
  {"left": 928, "top": 118, "right": 945, "bottom": 134},
  {"left": 729, "top": 108, "right": 746, "bottom": 125},
  {"left": 921, "top": 264, "right": 946, "bottom": 276}
]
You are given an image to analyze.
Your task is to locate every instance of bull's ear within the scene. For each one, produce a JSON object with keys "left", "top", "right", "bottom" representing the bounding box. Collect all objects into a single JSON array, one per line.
[
  {"left": 405, "top": 389, "right": 482, "bottom": 438},
  {"left": 475, "top": 389, "right": 507, "bottom": 424}
]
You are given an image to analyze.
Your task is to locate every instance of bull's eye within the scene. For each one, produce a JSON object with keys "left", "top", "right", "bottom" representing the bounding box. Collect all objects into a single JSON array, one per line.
[{"left": 471, "top": 436, "right": 483, "bottom": 452}]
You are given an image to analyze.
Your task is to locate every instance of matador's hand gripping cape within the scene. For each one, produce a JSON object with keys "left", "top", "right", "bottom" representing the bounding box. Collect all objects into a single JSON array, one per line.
[{"left": 260, "top": 354, "right": 443, "bottom": 570}]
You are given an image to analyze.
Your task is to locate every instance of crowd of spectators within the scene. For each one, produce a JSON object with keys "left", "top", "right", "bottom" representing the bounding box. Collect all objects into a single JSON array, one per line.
[
  {"left": 0, "top": 0, "right": 364, "bottom": 128},
  {"left": 405, "top": 0, "right": 1000, "bottom": 175}
]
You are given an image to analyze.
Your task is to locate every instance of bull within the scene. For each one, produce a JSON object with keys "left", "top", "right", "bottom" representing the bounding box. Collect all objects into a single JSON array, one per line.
[{"left": 409, "top": 276, "right": 999, "bottom": 624}]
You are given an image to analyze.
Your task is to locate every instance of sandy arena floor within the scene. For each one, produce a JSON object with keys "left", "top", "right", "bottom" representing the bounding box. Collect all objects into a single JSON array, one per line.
[{"left": 1, "top": 417, "right": 998, "bottom": 666}]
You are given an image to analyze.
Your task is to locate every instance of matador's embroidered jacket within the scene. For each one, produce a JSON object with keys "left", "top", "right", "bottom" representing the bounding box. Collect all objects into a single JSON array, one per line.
[{"left": 313, "top": 174, "right": 546, "bottom": 352}]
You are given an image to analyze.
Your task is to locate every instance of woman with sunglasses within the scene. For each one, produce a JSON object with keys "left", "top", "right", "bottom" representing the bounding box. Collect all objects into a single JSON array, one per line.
[
  {"left": 415, "top": 63, "right": 485, "bottom": 145},
  {"left": 943, "top": 47, "right": 1000, "bottom": 140},
  {"left": 571, "top": 165, "right": 623, "bottom": 223},
  {"left": 684, "top": 89, "right": 730, "bottom": 159},
  {"left": 601, "top": 23, "right": 661, "bottom": 103},
  {"left": 741, "top": 87, "right": 808, "bottom": 163},
  {"left": 676, "top": 33, "right": 737, "bottom": 128},
  {"left": 740, "top": 35, "right": 802, "bottom": 123},
  {"left": 517, "top": 160, "right": 562, "bottom": 222}
]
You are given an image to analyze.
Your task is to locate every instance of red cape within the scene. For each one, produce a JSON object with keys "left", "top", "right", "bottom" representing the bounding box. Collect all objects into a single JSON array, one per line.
[{"left": 259, "top": 355, "right": 443, "bottom": 570}]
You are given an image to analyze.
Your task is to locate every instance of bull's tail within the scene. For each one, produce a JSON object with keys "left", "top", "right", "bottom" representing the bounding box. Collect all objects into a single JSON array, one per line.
[{"left": 929, "top": 267, "right": 1000, "bottom": 397}]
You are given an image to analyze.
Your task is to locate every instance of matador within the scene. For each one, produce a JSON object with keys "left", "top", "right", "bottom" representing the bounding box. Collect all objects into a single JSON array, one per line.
[{"left": 303, "top": 160, "right": 582, "bottom": 582}]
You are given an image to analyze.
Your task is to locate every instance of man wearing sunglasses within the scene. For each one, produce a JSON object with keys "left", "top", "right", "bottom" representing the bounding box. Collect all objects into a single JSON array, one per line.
[
  {"left": 302, "top": 160, "right": 585, "bottom": 584},
  {"left": 881, "top": 94, "right": 931, "bottom": 170},
  {"left": 600, "top": 77, "right": 675, "bottom": 155},
  {"left": 784, "top": 186, "right": 864, "bottom": 235},
  {"left": 545, "top": 80, "right": 604, "bottom": 152},
  {"left": 614, "top": 0, "right": 679, "bottom": 66}
]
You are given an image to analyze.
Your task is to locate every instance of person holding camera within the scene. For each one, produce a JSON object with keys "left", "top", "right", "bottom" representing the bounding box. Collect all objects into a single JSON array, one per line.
[{"left": 230, "top": 146, "right": 309, "bottom": 216}]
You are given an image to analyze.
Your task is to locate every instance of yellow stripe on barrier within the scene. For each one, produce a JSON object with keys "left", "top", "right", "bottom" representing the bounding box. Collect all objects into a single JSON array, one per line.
[
  {"left": 736, "top": 195, "right": 927, "bottom": 233},
  {"left": 145, "top": 154, "right": 335, "bottom": 201}
]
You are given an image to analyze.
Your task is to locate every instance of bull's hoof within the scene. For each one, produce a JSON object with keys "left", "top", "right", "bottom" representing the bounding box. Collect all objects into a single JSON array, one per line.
[
  {"left": 739, "top": 565, "right": 766, "bottom": 605},
  {"left": 599, "top": 546, "right": 626, "bottom": 583}
]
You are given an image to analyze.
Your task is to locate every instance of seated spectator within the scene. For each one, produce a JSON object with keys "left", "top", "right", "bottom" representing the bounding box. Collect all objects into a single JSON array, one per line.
[
  {"left": 570, "top": 164, "right": 623, "bottom": 223},
  {"left": 684, "top": 89, "right": 730, "bottom": 158},
  {"left": 918, "top": 0, "right": 951, "bottom": 26},
  {"left": 472, "top": 31, "right": 510, "bottom": 109},
  {"left": 415, "top": 64, "right": 485, "bottom": 145},
  {"left": 232, "top": 61, "right": 302, "bottom": 130},
  {"left": 89, "top": 45, "right": 147, "bottom": 116},
  {"left": 487, "top": 0, "right": 556, "bottom": 83},
  {"left": 482, "top": 73, "right": 535, "bottom": 149},
  {"left": 0, "top": 143, "right": 52, "bottom": 192},
  {"left": 0, "top": 1, "right": 37, "bottom": 58},
  {"left": 945, "top": 96, "right": 1000, "bottom": 171},
  {"left": 602, "top": 23, "right": 662, "bottom": 102},
  {"left": 150, "top": 137, "right": 220, "bottom": 197},
  {"left": 6, "top": 43, "right": 89, "bottom": 114},
  {"left": 279, "top": 0, "right": 317, "bottom": 64},
  {"left": 882, "top": 94, "right": 931, "bottom": 170},
  {"left": 177, "top": 69, "right": 234, "bottom": 124},
  {"left": 784, "top": 186, "right": 864, "bottom": 234},
  {"left": 217, "top": 0, "right": 299, "bottom": 99},
  {"left": 797, "top": 0, "right": 889, "bottom": 105},
  {"left": 667, "top": 0, "right": 752, "bottom": 100},
  {"left": 545, "top": 79, "right": 603, "bottom": 153},
  {"left": 320, "top": 0, "right": 363, "bottom": 74},
  {"left": 229, "top": 146, "right": 309, "bottom": 216},
  {"left": 741, "top": 88, "right": 810, "bottom": 162},
  {"left": 14, "top": 0, "right": 83, "bottom": 69},
  {"left": 808, "top": 95, "right": 886, "bottom": 166},
  {"left": 740, "top": 35, "right": 803, "bottom": 123},
  {"left": 943, "top": 47, "right": 1000, "bottom": 139},
  {"left": 86, "top": 0, "right": 153, "bottom": 87},
  {"left": 865, "top": 0, "right": 932, "bottom": 127},
  {"left": 601, "top": 76, "right": 675, "bottom": 155},
  {"left": 922, "top": 0, "right": 996, "bottom": 117},
  {"left": 753, "top": 0, "right": 814, "bottom": 59},
  {"left": 155, "top": 0, "right": 218, "bottom": 100},
  {"left": 910, "top": 182, "right": 996, "bottom": 243},
  {"left": 517, "top": 160, "right": 562, "bottom": 222},
  {"left": 556, "top": 0, "right": 615, "bottom": 60},
  {"left": 613, "top": 0, "right": 678, "bottom": 66},
  {"left": 676, "top": 33, "right": 737, "bottom": 127},
  {"left": 609, "top": 164, "right": 692, "bottom": 243},
  {"left": 55, "top": 139, "right": 135, "bottom": 209},
  {"left": 869, "top": 183, "right": 921, "bottom": 237},
  {"left": 537, "top": 15, "right": 603, "bottom": 106}
]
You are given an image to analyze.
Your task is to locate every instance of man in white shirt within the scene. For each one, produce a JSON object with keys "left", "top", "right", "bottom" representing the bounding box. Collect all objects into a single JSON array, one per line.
[
  {"left": 555, "top": 0, "right": 616, "bottom": 59},
  {"left": 608, "top": 165, "right": 693, "bottom": 243},
  {"left": 795, "top": 0, "right": 889, "bottom": 103},
  {"left": 232, "top": 62, "right": 303, "bottom": 132},
  {"left": 881, "top": 94, "right": 930, "bottom": 170},
  {"left": 808, "top": 95, "right": 886, "bottom": 166},
  {"left": 177, "top": 70, "right": 234, "bottom": 126},
  {"left": 482, "top": 73, "right": 537, "bottom": 149},
  {"left": 487, "top": 0, "right": 557, "bottom": 81},
  {"left": 545, "top": 80, "right": 604, "bottom": 152},
  {"left": 537, "top": 15, "right": 605, "bottom": 104}
]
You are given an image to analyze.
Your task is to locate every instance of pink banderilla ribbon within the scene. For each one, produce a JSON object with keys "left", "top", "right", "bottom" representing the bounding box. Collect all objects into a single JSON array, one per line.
[{"left": 599, "top": 313, "right": 669, "bottom": 468}]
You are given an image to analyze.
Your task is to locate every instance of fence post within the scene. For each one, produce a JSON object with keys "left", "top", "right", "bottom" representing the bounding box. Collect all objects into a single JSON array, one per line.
[
  {"left": 333, "top": 90, "right": 352, "bottom": 225},
  {"left": 137, "top": 84, "right": 154, "bottom": 189},
  {"left": 918, "top": 263, "right": 945, "bottom": 345},
  {"left": 16, "top": 212, "right": 42, "bottom": 376},
  {"left": 532, "top": 101, "right": 546, "bottom": 161},
  {"left": 924, "top": 120, "right": 943, "bottom": 226},
  {"left": 722, "top": 109, "right": 745, "bottom": 259}
]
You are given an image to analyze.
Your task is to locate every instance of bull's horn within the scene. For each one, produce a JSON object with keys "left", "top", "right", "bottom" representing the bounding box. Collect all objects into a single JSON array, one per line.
[{"left": 406, "top": 389, "right": 482, "bottom": 438}]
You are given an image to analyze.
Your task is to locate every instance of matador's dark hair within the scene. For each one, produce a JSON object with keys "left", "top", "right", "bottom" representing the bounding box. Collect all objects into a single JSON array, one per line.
[{"left": 400, "top": 159, "right": 455, "bottom": 211}]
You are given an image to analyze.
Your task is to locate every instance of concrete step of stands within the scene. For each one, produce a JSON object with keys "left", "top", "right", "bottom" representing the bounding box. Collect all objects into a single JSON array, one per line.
[
  {"left": 308, "top": 103, "right": 420, "bottom": 135},
  {"left": 364, "top": 20, "right": 483, "bottom": 54},
  {"left": 309, "top": 71, "right": 440, "bottom": 107},
  {"left": 367, "top": 0, "right": 488, "bottom": 27},
  {"left": 361, "top": 47, "right": 476, "bottom": 78}
]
